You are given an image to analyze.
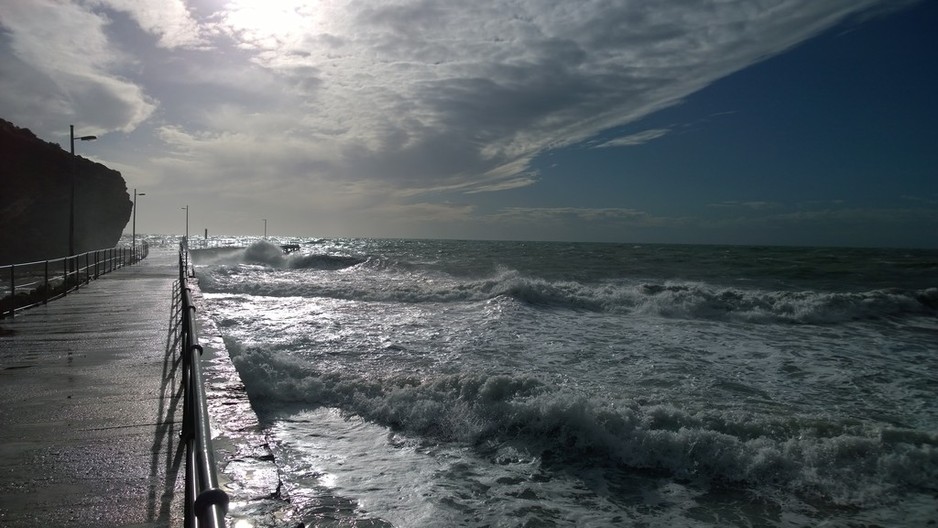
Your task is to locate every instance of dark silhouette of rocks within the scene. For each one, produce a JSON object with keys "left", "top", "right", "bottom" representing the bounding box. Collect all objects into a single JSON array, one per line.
[{"left": 0, "top": 118, "right": 131, "bottom": 265}]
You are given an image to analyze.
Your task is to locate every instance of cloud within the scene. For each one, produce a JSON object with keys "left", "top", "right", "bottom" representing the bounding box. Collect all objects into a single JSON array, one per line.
[
  {"left": 901, "top": 194, "right": 938, "bottom": 205},
  {"left": 464, "top": 175, "right": 540, "bottom": 194},
  {"left": 1, "top": 0, "right": 912, "bottom": 241},
  {"left": 0, "top": 0, "right": 155, "bottom": 134},
  {"left": 373, "top": 201, "right": 476, "bottom": 224},
  {"left": 701, "top": 206, "right": 938, "bottom": 231},
  {"left": 768, "top": 207, "right": 938, "bottom": 225},
  {"left": 487, "top": 207, "right": 685, "bottom": 228},
  {"left": 188, "top": 0, "right": 889, "bottom": 195},
  {"left": 594, "top": 128, "right": 671, "bottom": 148},
  {"left": 92, "top": 0, "right": 207, "bottom": 49},
  {"left": 708, "top": 201, "right": 782, "bottom": 210}
]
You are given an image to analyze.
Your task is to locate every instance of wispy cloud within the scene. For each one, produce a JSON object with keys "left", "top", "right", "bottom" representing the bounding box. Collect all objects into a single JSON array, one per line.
[
  {"left": 702, "top": 206, "right": 938, "bottom": 230},
  {"left": 594, "top": 128, "right": 671, "bottom": 148},
  {"left": 901, "top": 194, "right": 938, "bottom": 205},
  {"left": 708, "top": 201, "right": 782, "bottom": 210},
  {"left": 487, "top": 207, "right": 686, "bottom": 228},
  {"left": 768, "top": 207, "right": 938, "bottom": 225}
]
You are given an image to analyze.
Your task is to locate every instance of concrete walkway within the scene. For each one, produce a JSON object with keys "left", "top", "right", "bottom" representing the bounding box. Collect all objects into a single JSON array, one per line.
[{"left": 0, "top": 248, "right": 186, "bottom": 527}]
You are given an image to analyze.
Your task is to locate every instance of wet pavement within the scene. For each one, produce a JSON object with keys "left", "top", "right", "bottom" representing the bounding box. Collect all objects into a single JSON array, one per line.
[
  {"left": 0, "top": 248, "right": 290, "bottom": 528},
  {"left": 0, "top": 249, "right": 187, "bottom": 527}
]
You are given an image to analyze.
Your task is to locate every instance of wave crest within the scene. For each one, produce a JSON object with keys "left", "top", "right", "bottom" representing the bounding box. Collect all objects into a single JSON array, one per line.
[
  {"left": 194, "top": 241, "right": 366, "bottom": 270},
  {"left": 630, "top": 283, "right": 938, "bottom": 323},
  {"left": 200, "top": 260, "right": 937, "bottom": 323},
  {"left": 227, "top": 341, "right": 938, "bottom": 505}
]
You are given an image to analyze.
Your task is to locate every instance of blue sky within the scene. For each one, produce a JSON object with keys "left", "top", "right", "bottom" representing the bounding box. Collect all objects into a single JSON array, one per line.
[{"left": 1, "top": 0, "right": 935, "bottom": 247}]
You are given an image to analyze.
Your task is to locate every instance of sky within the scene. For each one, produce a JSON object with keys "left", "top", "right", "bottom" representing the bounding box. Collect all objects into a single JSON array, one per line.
[{"left": 1, "top": 0, "right": 936, "bottom": 247}]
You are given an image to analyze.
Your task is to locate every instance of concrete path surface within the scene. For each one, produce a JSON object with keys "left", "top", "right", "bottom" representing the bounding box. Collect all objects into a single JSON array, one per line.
[{"left": 0, "top": 248, "right": 186, "bottom": 527}]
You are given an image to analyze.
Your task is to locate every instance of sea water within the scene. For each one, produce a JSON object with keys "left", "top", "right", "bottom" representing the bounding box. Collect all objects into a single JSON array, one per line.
[{"left": 186, "top": 237, "right": 938, "bottom": 527}]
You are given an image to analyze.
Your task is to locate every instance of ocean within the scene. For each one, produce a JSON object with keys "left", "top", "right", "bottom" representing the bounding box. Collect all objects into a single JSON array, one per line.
[{"left": 185, "top": 237, "right": 938, "bottom": 527}]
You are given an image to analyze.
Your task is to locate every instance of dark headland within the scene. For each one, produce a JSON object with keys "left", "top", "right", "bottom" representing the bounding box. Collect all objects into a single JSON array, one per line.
[{"left": 0, "top": 118, "right": 131, "bottom": 265}]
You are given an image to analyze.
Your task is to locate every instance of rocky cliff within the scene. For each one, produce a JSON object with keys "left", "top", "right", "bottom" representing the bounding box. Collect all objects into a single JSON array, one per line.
[{"left": 0, "top": 118, "right": 132, "bottom": 265}]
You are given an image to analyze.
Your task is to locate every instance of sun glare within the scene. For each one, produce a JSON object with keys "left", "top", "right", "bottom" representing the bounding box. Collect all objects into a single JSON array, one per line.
[{"left": 223, "top": 0, "right": 320, "bottom": 45}]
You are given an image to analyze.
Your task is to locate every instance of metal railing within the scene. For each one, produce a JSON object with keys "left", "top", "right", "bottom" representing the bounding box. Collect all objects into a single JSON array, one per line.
[
  {"left": 1, "top": 241, "right": 149, "bottom": 319},
  {"left": 188, "top": 237, "right": 244, "bottom": 250},
  {"left": 178, "top": 240, "right": 229, "bottom": 528}
]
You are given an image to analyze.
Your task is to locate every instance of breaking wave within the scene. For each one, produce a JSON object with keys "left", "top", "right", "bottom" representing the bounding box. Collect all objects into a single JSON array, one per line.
[
  {"left": 192, "top": 241, "right": 366, "bottom": 270},
  {"left": 227, "top": 340, "right": 938, "bottom": 506},
  {"left": 198, "top": 263, "right": 938, "bottom": 324}
]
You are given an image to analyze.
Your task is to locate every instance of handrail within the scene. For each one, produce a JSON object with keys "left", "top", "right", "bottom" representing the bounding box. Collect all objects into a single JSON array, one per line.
[
  {"left": 188, "top": 238, "right": 244, "bottom": 250},
  {"left": 0, "top": 241, "right": 149, "bottom": 319},
  {"left": 178, "top": 239, "right": 229, "bottom": 528}
]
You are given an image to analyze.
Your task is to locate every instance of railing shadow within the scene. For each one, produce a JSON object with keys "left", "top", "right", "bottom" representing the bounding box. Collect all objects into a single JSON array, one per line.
[{"left": 146, "top": 277, "right": 187, "bottom": 523}]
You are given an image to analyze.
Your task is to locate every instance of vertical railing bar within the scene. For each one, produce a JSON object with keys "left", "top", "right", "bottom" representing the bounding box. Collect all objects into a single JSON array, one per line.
[
  {"left": 44, "top": 260, "right": 49, "bottom": 305},
  {"left": 7, "top": 264, "right": 14, "bottom": 319}
]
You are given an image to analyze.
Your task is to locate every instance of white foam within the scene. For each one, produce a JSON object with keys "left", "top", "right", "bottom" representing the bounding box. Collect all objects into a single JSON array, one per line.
[
  {"left": 225, "top": 340, "right": 938, "bottom": 508},
  {"left": 197, "top": 255, "right": 938, "bottom": 324}
]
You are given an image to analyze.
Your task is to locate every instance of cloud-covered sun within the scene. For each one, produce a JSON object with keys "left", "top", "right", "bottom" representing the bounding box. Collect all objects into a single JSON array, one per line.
[{"left": 220, "top": 0, "right": 323, "bottom": 48}]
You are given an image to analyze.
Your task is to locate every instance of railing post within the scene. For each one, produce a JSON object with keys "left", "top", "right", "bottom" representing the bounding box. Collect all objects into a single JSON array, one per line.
[
  {"left": 43, "top": 260, "right": 49, "bottom": 305},
  {"left": 7, "top": 264, "right": 14, "bottom": 318}
]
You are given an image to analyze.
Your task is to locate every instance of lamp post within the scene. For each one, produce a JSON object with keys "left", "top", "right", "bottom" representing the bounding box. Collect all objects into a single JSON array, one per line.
[
  {"left": 182, "top": 205, "right": 189, "bottom": 245},
  {"left": 69, "top": 125, "right": 97, "bottom": 257},
  {"left": 132, "top": 189, "right": 145, "bottom": 262},
  {"left": 263, "top": 218, "right": 267, "bottom": 238}
]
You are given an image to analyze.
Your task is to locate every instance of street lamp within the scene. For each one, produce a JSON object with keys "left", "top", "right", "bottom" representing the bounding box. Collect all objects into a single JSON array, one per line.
[
  {"left": 182, "top": 205, "right": 189, "bottom": 246},
  {"left": 263, "top": 218, "right": 267, "bottom": 238},
  {"left": 69, "top": 124, "right": 97, "bottom": 257},
  {"left": 132, "top": 189, "right": 145, "bottom": 262}
]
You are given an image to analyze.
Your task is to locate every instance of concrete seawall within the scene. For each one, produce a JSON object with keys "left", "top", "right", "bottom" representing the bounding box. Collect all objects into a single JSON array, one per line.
[{"left": 186, "top": 274, "right": 291, "bottom": 527}]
